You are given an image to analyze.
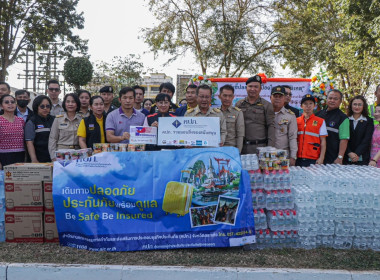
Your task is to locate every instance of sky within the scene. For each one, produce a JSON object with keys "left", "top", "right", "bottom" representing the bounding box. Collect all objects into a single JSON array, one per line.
[{"left": 6, "top": 0, "right": 290, "bottom": 91}]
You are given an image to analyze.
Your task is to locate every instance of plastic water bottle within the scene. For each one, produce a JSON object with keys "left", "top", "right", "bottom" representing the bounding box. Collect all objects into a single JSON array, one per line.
[
  {"left": 279, "top": 190, "right": 286, "bottom": 209},
  {"left": 272, "top": 190, "right": 279, "bottom": 210},
  {"left": 251, "top": 190, "right": 258, "bottom": 209},
  {"left": 264, "top": 229, "right": 272, "bottom": 247},
  {"left": 286, "top": 189, "right": 294, "bottom": 209},
  {"left": 257, "top": 189, "right": 266, "bottom": 209}
]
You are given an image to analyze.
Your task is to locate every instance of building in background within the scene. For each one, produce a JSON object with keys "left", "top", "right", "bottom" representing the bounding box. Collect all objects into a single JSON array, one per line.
[
  {"left": 140, "top": 73, "right": 173, "bottom": 100},
  {"left": 176, "top": 74, "right": 192, "bottom": 103}
]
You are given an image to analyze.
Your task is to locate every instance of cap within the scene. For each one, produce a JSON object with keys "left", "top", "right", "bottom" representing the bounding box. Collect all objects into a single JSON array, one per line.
[
  {"left": 301, "top": 94, "right": 316, "bottom": 105},
  {"left": 99, "top": 86, "right": 113, "bottom": 93},
  {"left": 271, "top": 86, "right": 286, "bottom": 95},
  {"left": 246, "top": 75, "right": 262, "bottom": 85}
]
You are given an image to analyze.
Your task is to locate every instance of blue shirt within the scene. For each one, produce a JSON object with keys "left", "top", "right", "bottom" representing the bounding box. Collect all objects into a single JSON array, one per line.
[{"left": 105, "top": 108, "right": 145, "bottom": 143}]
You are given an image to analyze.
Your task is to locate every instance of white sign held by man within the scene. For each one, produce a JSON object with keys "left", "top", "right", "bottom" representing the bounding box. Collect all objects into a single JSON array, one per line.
[
  {"left": 157, "top": 117, "right": 220, "bottom": 147},
  {"left": 129, "top": 126, "right": 157, "bottom": 144}
]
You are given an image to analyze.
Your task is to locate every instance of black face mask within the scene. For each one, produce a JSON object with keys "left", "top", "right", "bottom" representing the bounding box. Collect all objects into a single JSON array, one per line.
[{"left": 17, "top": 100, "right": 29, "bottom": 108}]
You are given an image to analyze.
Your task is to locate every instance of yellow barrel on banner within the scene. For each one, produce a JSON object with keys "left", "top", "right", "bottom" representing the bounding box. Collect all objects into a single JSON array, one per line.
[{"left": 162, "top": 181, "right": 193, "bottom": 216}]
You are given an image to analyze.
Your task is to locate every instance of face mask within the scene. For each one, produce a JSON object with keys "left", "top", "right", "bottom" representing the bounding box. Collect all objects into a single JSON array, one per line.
[{"left": 17, "top": 100, "right": 29, "bottom": 108}]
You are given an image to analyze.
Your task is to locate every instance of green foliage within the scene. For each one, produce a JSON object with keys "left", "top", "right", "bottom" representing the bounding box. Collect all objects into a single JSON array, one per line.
[
  {"left": 143, "top": 0, "right": 278, "bottom": 77},
  {"left": 0, "top": 0, "right": 87, "bottom": 80},
  {"left": 274, "top": 0, "right": 380, "bottom": 100},
  {"left": 63, "top": 57, "right": 93, "bottom": 90},
  {"left": 89, "top": 55, "right": 144, "bottom": 94}
]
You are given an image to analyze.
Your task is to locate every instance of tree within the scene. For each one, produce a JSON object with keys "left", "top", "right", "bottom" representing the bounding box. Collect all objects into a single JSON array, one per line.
[
  {"left": 273, "top": 0, "right": 380, "bottom": 101},
  {"left": 0, "top": 0, "right": 87, "bottom": 81},
  {"left": 143, "top": 0, "right": 278, "bottom": 77},
  {"left": 88, "top": 55, "right": 145, "bottom": 94},
  {"left": 63, "top": 57, "right": 93, "bottom": 91}
]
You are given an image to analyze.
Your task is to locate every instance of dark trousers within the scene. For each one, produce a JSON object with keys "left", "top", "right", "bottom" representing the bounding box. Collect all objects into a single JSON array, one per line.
[
  {"left": 0, "top": 151, "right": 25, "bottom": 169},
  {"left": 296, "top": 158, "right": 316, "bottom": 167}
]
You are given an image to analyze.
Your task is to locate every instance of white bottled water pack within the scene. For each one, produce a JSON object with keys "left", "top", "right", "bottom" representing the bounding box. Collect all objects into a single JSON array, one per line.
[{"left": 290, "top": 164, "right": 380, "bottom": 250}]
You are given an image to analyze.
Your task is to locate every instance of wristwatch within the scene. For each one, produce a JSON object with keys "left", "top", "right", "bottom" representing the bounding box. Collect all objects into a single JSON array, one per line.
[{"left": 338, "top": 155, "right": 343, "bottom": 159}]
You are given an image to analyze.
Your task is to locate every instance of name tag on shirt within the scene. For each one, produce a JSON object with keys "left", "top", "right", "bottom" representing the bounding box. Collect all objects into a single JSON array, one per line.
[
  {"left": 37, "top": 125, "right": 44, "bottom": 129},
  {"left": 59, "top": 123, "right": 68, "bottom": 128},
  {"left": 89, "top": 124, "right": 95, "bottom": 130}
]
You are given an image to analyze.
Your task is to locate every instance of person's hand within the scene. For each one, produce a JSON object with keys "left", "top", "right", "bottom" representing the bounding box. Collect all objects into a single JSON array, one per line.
[
  {"left": 151, "top": 121, "right": 158, "bottom": 128},
  {"left": 290, "top": 158, "right": 296, "bottom": 166},
  {"left": 122, "top": 132, "right": 130, "bottom": 140},
  {"left": 52, "top": 158, "right": 56, "bottom": 162},
  {"left": 334, "top": 157, "right": 343, "bottom": 165},
  {"left": 369, "top": 159, "right": 377, "bottom": 167},
  {"left": 316, "top": 157, "right": 324, "bottom": 165},
  {"left": 31, "top": 159, "right": 39, "bottom": 163},
  {"left": 219, "top": 142, "right": 224, "bottom": 147},
  {"left": 348, "top": 152, "right": 359, "bottom": 162}
]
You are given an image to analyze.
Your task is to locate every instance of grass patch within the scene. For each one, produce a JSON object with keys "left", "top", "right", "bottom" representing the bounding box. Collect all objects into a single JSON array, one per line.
[{"left": 0, "top": 243, "right": 379, "bottom": 270}]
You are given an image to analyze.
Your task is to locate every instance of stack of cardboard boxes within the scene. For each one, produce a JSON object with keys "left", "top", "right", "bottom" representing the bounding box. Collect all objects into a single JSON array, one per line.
[{"left": 3, "top": 163, "right": 58, "bottom": 243}]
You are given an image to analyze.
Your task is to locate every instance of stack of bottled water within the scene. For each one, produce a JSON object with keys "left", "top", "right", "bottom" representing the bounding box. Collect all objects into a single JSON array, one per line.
[
  {"left": 242, "top": 147, "right": 297, "bottom": 249},
  {"left": 0, "top": 171, "right": 4, "bottom": 242},
  {"left": 291, "top": 164, "right": 380, "bottom": 251}
]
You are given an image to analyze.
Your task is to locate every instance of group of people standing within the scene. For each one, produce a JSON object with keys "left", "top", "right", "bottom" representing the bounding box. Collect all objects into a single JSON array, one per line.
[{"left": 0, "top": 75, "right": 379, "bottom": 169}]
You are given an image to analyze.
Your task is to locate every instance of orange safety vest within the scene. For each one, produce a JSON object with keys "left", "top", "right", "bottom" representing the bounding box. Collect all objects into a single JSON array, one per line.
[{"left": 297, "top": 114, "right": 325, "bottom": 160}]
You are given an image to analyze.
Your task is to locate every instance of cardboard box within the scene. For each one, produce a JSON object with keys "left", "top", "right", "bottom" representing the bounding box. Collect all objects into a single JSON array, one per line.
[
  {"left": 44, "top": 213, "right": 59, "bottom": 243},
  {"left": 5, "top": 181, "right": 43, "bottom": 212},
  {"left": 5, "top": 212, "right": 43, "bottom": 242},
  {"left": 4, "top": 163, "right": 52, "bottom": 182},
  {"left": 43, "top": 181, "right": 54, "bottom": 212}
]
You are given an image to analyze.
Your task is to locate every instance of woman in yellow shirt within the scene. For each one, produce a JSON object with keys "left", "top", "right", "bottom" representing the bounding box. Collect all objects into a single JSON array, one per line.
[{"left": 77, "top": 96, "right": 107, "bottom": 149}]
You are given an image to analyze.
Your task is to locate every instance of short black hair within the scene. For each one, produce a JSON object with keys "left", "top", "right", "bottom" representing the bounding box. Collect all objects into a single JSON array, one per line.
[
  {"left": 155, "top": 93, "right": 171, "bottom": 103},
  {"left": 119, "top": 87, "right": 135, "bottom": 99},
  {"left": 77, "top": 89, "right": 91, "bottom": 99},
  {"left": 32, "top": 95, "right": 52, "bottom": 114},
  {"left": 143, "top": 98, "right": 153, "bottom": 107},
  {"left": 186, "top": 84, "right": 197, "bottom": 91},
  {"left": 90, "top": 95, "right": 104, "bottom": 106},
  {"left": 328, "top": 89, "right": 343, "bottom": 100},
  {"left": 47, "top": 79, "right": 60, "bottom": 88},
  {"left": 282, "top": 85, "right": 291, "bottom": 90},
  {"left": 219, "top": 84, "right": 234, "bottom": 94},
  {"left": 132, "top": 85, "right": 145, "bottom": 95},
  {"left": 159, "top": 82, "right": 175, "bottom": 94},
  {"left": 15, "top": 89, "right": 30, "bottom": 97},
  {"left": 196, "top": 84, "right": 212, "bottom": 96},
  {"left": 0, "top": 94, "right": 15, "bottom": 104},
  {"left": 0, "top": 82, "right": 10, "bottom": 91},
  {"left": 62, "top": 93, "right": 80, "bottom": 112}
]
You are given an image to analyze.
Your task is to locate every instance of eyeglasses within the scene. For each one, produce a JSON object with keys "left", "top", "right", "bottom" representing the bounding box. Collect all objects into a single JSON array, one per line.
[
  {"left": 3, "top": 100, "right": 15, "bottom": 104},
  {"left": 48, "top": 88, "right": 60, "bottom": 92},
  {"left": 284, "top": 93, "right": 292, "bottom": 96},
  {"left": 39, "top": 105, "right": 51, "bottom": 109}
]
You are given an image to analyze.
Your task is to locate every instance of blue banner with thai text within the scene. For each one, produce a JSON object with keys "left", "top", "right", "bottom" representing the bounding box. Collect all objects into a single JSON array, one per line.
[{"left": 53, "top": 147, "right": 255, "bottom": 251}]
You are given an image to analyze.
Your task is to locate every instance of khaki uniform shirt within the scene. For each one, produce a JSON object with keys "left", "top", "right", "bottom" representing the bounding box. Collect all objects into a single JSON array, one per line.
[
  {"left": 236, "top": 97, "right": 275, "bottom": 154},
  {"left": 48, "top": 113, "right": 82, "bottom": 160},
  {"left": 50, "top": 100, "right": 64, "bottom": 117},
  {"left": 274, "top": 107, "right": 298, "bottom": 159},
  {"left": 220, "top": 106, "right": 245, "bottom": 152},
  {"left": 78, "top": 109, "right": 91, "bottom": 119},
  {"left": 185, "top": 106, "right": 227, "bottom": 144}
]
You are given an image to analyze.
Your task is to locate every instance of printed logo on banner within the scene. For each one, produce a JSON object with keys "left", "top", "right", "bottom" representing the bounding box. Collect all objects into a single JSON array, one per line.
[
  {"left": 172, "top": 120, "right": 181, "bottom": 128},
  {"left": 196, "top": 140, "right": 202, "bottom": 146}
]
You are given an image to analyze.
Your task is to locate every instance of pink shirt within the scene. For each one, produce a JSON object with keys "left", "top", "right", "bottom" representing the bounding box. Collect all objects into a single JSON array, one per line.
[
  {"left": 0, "top": 116, "right": 25, "bottom": 153},
  {"left": 370, "top": 124, "right": 380, "bottom": 168}
]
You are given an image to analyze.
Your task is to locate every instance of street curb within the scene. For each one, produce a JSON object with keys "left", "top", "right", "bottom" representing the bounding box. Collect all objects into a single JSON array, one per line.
[{"left": 0, "top": 263, "right": 379, "bottom": 280}]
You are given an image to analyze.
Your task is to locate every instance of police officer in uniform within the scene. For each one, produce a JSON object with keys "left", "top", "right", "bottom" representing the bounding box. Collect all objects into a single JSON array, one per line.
[
  {"left": 185, "top": 84, "right": 227, "bottom": 145},
  {"left": 100, "top": 86, "right": 118, "bottom": 116},
  {"left": 236, "top": 75, "right": 275, "bottom": 154},
  {"left": 48, "top": 93, "right": 82, "bottom": 161},
  {"left": 270, "top": 86, "right": 298, "bottom": 165},
  {"left": 218, "top": 84, "right": 244, "bottom": 152}
]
